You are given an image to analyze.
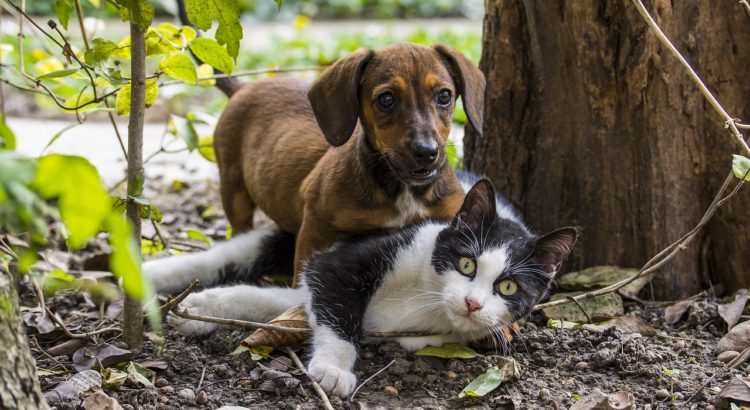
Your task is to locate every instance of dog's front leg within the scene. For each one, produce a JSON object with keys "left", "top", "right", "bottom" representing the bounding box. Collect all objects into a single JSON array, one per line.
[{"left": 293, "top": 220, "right": 335, "bottom": 286}]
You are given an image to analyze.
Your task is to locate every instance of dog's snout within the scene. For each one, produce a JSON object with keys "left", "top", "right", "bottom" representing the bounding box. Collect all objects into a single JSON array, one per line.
[{"left": 410, "top": 140, "right": 439, "bottom": 165}]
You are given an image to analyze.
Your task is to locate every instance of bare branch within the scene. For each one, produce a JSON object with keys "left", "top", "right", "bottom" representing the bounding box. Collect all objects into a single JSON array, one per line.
[{"left": 285, "top": 347, "right": 334, "bottom": 410}]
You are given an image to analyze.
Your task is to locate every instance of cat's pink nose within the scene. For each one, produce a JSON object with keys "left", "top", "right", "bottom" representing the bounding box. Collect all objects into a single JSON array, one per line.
[{"left": 465, "top": 297, "right": 483, "bottom": 313}]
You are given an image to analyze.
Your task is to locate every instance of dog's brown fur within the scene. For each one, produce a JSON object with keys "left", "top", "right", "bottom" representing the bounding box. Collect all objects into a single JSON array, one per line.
[{"left": 213, "top": 43, "right": 485, "bottom": 283}]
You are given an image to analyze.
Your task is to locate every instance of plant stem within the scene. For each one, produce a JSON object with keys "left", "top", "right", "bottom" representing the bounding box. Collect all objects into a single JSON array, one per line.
[{"left": 122, "top": 17, "right": 146, "bottom": 351}]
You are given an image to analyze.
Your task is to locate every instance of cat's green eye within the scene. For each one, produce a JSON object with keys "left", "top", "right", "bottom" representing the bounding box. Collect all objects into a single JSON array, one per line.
[
  {"left": 458, "top": 257, "right": 476, "bottom": 276},
  {"left": 497, "top": 279, "right": 518, "bottom": 296}
]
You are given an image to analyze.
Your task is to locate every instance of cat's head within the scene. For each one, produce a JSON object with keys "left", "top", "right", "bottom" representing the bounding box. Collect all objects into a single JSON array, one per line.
[{"left": 432, "top": 179, "right": 577, "bottom": 338}]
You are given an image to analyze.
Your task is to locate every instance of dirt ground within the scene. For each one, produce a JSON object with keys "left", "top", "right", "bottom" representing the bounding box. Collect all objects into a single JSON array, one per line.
[{"left": 26, "top": 178, "right": 749, "bottom": 409}]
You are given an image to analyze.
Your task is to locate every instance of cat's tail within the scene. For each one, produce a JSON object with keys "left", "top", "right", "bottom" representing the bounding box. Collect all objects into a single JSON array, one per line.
[{"left": 143, "top": 228, "right": 295, "bottom": 293}]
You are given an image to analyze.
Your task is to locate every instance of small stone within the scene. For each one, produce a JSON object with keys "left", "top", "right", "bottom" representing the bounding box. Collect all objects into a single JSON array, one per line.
[
  {"left": 673, "top": 340, "right": 686, "bottom": 350},
  {"left": 178, "top": 388, "right": 195, "bottom": 401},
  {"left": 707, "top": 387, "right": 721, "bottom": 395},
  {"left": 158, "top": 396, "right": 169, "bottom": 404},
  {"left": 330, "top": 396, "right": 344, "bottom": 407},
  {"left": 154, "top": 378, "right": 168, "bottom": 388},
  {"left": 593, "top": 348, "right": 615, "bottom": 367},
  {"left": 717, "top": 350, "right": 740, "bottom": 363},
  {"left": 238, "top": 379, "right": 253, "bottom": 386},
  {"left": 159, "top": 386, "right": 174, "bottom": 394},
  {"left": 196, "top": 391, "right": 208, "bottom": 405},
  {"left": 384, "top": 386, "right": 399, "bottom": 396},
  {"left": 361, "top": 351, "right": 374, "bottom": 360},
  {"left": 673, "top": 392, "right": 684, "bottom": 401},
  {"left": 655, "top": 389, "right": 670, "bottom": 400},
  {"left": 213, "top": 363, "right": 231, "bottom": 378},
  {"left": 425, "top": 374, "right": 438, "bottom": 384},
  {"left": 716, "top": 321, "right": 750, "bottom": 354},
  {"left": 538, "top": 388, "right": 550, "bottom": 401},
  {"left": 574, "top": 361, "right": 588, "bottom": 371},
  {"left": 444, "top": 371, "right": 457, "bottom": 380},
  {"left": 744, "top": 375, "right": 750, "bottom": 382},
  {"left": 389, "top": 358, "right": 412, "bottom": 376}
]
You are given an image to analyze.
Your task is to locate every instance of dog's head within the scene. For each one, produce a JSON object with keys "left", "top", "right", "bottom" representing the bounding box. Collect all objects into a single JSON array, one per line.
[{"left": 308, "top": 43, "right": 485, "bottom": 187}]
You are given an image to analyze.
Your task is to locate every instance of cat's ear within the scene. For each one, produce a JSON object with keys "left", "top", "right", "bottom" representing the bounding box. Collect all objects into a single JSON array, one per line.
[
  {"left": 530, "top": 227, "right": 578, "bottom": 277},
  {"left": 451, "top": 179, "right": 497, "bottom": 232}
]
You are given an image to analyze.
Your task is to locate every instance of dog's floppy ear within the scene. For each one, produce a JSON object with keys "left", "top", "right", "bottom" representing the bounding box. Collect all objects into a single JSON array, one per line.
[
  {"left": 308, "top": 49, "right": 374, "bottom": 147},
  {"left": 433, "top": 44, "right": 485, "bottom": 138}
]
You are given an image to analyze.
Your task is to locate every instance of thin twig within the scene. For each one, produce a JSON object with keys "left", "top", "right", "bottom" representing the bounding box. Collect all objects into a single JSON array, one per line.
[
  {"left": 631, "top": 0, "right": 749, "bottom": 156},
  {"left": 159, "top": 279, "right": 200, "bottom": 316},
  {"left": 685, "top": 371, "right": 720, "bottom": 404},
  {"left": 158, "top": 66, "right": 324, "bottom": 87},
  {"left": 741, "top": 0, "right": 750, "bottom": 21},
  {"left": 285, "top": 347, "right": 334, "bottom": 410},
  {"left": 350, "top": 359, "right": 396, "bottom": 402},
  {"left": 727, "top": 346, "right": 750, "bottom": 369},
  {"left": 73, "top": 0, "right": 90, "bottom": 50},
  {"left": 197, "top": 366, "right": 206, "bottom": 390},
  {"left": 44, "top": 305, "right": 122, "bottom": 339},
  {"left": 566, "top": 296, "right": 592, "bottom": 324}
]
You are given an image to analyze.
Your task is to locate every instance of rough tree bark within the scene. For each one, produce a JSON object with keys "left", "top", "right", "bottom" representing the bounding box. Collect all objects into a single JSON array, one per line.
[
  {"left": 465, "top": 1, "right": 750, "bottom": 298},
  {"left": 0, "top": 271, "right": 48, "bottom": 410},
  {"left": 123, "top": 17, "right": 146, "bottom": 350}
]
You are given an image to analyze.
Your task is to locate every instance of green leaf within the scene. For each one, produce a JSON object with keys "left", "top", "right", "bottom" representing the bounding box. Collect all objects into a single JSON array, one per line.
[
  {"left": 159, "top": 53, "right": 197, "bottom": 84},
  {"left": 36, "top": 68, "right": 79, "bottom": 80},
  {"left": 116, "top": 80, "right": 158, "bottom": 116},
  {"left": 415, "top": 343, "right": 483, "bottom": 359},
  {"left": 84, "top": 38, "right": 118, "bottom": 66},
  {"left": 732, "top": 154, "right": 750, "bottom": 181},
  {"left": 189, "top": 38, "right": 234, "bottom": 74},
  {"left": 115, "top": 0, "right": 155, "bottom": 30},
  {"left": 458, "top": 366, "right": 505, "bottom": 398},
  {"left": 55, "top": 0, "right": 74, "bottom": 30},
  {"left": 33, "top": 155, "right": 110, "bottom": 249},
  {"left": 125, "top": 361, "right": 153, "bottom": 387},
  {"left": 249, "top": 346, "right": 273, "bottom": 361},
  {"left": 546, "top": 318, "right": 582, "bottom": 329},
  {"left": 0, "top": 114, "right": 16, "bottom": 150},
  {"left": 185, "top": 0, "right": 243, "bottom": 59},
  {"left": 275, "top": 0, "right": 283, "bottom": 11},
  {"left": 198, "top": 135, "right": 216, "bottom": 162},
  {"left": 571, "top": 393, "right": 581, "bottom": 401},
  {"left": 185, "top": 228, "right": 213, "bottom": 247},
  {"left": 169, "top": 115, "right": 199, "bottom": 150},
  {"left": 62, "top": 91, "right": 99, "bottom": 113}
]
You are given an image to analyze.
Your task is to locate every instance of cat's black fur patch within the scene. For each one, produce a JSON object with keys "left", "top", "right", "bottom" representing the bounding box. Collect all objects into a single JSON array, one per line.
[
  {"left": 218, "top": 230, "right": 296, "bottom": 283},
  {"left": 304, "top": 225, "right": 420, "bottom": 343}
]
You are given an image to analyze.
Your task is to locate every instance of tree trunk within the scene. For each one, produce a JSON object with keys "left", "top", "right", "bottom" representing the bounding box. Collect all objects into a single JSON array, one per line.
[
  {"left": 0, "top": 271, "right": 48, "bottom": 410},
  {"left": 465, "top": 0, "right": 750, "bottom": 298}
]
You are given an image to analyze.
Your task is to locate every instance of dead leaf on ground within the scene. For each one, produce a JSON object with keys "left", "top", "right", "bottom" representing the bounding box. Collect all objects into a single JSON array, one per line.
[
  {"left": 557, "top": 265, "right": 650, "bottom": 297},
  {"left": 44, "top": 369, "right": 102, "bottom": 404},
  {"left": 581, "top": 316, "right": 657, "bottom": 336},
  {"left": 569, "top": 388, "right": 634, "bottom": 410},
  {"left": 101, "top": 368, "right": 128, "bottom": 390},
  {"left": 72, "top": 344, "right": 134, "bottom": 372},
  {"left": 139, "top": 360, "right": 168, "bottom": 371},
  {"left": 241, "top": 305, "right": 309, "bottom": 350},
  {"left": 664, "top": 300, "right": 693, "bottom": 325},
  {"left": 717, "top": 378, "right": 750, "bottom": 408},
  {"left": 46, "top": 338, "right": 87, "bottom": 357},
  {"left": 415, "top": 343, "right": 484, "bottom": 359},
  {"left": 22, "top": 310, "right": 57, "bottom": 336},
  {"left": 458, "top": 357, "right": 519, "bottom": 398},
  {"left": 125, "top": 362, "right": 154, "bottom": 387},
  {"left": 718, "top": 289, "right": 748, "bottom": 330},
  {"left": 82, "top": 390, "right": 123, "bottom": 410},
  {"left": 542, "top": 291, "right": 623, "bottom": 322},
  {"left": 257, "top": 367, "right": 299, "bottom": 392}
]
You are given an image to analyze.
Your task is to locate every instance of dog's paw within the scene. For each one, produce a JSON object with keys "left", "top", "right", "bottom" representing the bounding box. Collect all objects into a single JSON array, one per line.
[
  {"left": 308, "top": 360, "right": 357, "bottom": 398},
  {"left": 167, "top": 293, "right": 217, "bottom": 335}
]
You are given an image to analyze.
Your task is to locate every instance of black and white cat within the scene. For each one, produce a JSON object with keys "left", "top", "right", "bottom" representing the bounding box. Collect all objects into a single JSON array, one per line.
[{"left": 144, "top": 176, "right": 577, "bottom": 397}]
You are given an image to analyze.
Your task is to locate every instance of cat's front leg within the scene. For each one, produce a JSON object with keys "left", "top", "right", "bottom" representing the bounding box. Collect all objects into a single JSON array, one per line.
[{"left": 307, "top": 325, "right": 358, "bottom": 398}]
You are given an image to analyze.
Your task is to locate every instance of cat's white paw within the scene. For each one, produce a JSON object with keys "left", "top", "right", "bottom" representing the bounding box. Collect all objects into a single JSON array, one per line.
[
  {"left": 167, "top": 293, "right": 217, "bottom": 335},
  {"left": 308, "top": 361, "right": 357, "bottom": 398}
]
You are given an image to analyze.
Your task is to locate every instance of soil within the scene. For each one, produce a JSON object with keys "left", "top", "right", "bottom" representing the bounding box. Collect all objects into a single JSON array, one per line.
[{"left": 24, "top": 178, "right": 750, "bottom": 410}]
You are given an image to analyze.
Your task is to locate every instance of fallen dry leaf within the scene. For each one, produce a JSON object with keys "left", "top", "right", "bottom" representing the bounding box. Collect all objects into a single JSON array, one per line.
[
  {"left": 664, "top": 300, "right": 693, "bottom": 325},
  {"left": 569, "top": 388, "right": 634, "bottom": 410},
  {"left": 557, "top": 266, "right": 650, "bottom": 297},
  {"left": 82, "top": 390, "right": 123, "bottom": 410},
  {"left": 581, "top": 316, "right": 657, "bottom": 336},
  {"left": 22, "top": 310, "right": 57, "bottom": 336},
  {"left": 718, "top": 289, "right": 748, "bottom": 330},
  {"left": 241, "top": 305, "right": 309, "bottom": 350},
  {"left": 44, "top": 369, "right": 102, "bottom": 404},
  {"left": 717, "top": 377, "right": 750, "bottom": 408},
  {"left": 46, "top": 339, "right": 87, "bottom": 357},
  {"left": 72, "top": 344, "right": 134, "bottom": 372},
  {"left": 543, "top": 291, "right": 623, "bottom": 322}
]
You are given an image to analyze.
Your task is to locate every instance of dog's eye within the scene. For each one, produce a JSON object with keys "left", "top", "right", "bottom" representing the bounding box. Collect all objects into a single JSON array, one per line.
[
  {"left": 377, "top": 92, "right": 395, "bottom": 110},
  {"left": 437, "top": 89, "right": 452, "bottom": 107}
]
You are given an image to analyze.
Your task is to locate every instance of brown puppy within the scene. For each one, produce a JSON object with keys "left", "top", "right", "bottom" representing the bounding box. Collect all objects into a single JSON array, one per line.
[{"left": 213, "top": 43, "right": 485, "bottom": 283}]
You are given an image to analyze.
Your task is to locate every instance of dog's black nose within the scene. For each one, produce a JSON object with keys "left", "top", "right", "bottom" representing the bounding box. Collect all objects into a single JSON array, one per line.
[{"left": 410, "top": 140, "right": 439, "bottom": 165}]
